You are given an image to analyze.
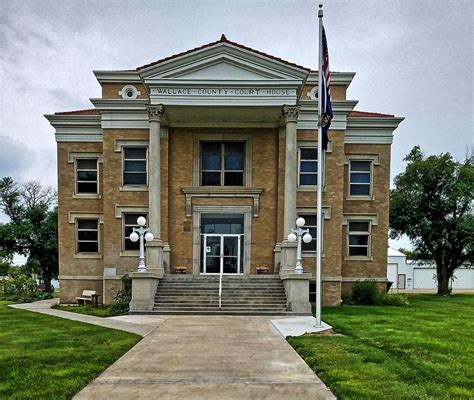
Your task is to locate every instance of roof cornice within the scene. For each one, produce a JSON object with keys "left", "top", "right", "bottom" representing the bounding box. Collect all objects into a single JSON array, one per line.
[
  {"left": 307, "top": 71, "right": 356, "bottom": 86},
  {"left": 93, "top": 70, "right": 141, "bottom": 84}
]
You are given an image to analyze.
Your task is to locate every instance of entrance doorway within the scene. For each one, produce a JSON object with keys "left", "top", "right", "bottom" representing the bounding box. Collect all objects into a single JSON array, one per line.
[
  {"left": 202, "top": 234, "right": 241, "bottom": 274},
  {"left": 200, "top": 213, "right": 244, "bottom": 274}
]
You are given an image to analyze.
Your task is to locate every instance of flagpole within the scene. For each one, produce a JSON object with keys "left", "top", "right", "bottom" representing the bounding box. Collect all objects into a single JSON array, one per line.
[{"left": 315, "top": 3, "right": 324, "bottom": 328}]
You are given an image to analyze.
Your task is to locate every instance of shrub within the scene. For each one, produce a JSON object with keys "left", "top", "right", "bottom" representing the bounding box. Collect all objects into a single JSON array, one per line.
[
  {"left": 351, "top": 280, "right": 379, "bottom": 305},
  {"left": 1, "top": 269, "right": 37, "bottom": 302},
  {"left": 377, "top": 293, "right": 410, "bottom": 307},
  {"left": 109, "top": 274, "right": 132, "bottom": 315}
]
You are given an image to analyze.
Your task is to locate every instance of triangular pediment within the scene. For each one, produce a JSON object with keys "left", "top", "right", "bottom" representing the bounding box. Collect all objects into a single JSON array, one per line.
[
  {"left": 172, "top": 60, "right": 271, "bottom": 80},
  {"left": 138, "top": 41, "right": 309, "bottom": 82}
]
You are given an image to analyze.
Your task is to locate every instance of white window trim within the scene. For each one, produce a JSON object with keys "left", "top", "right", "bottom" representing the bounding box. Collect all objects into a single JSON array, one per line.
[
  {"left": 116, "top": 142, "right": 149, "bottom": 189},
  {"left": 68, "top": 152, "right": 102, "bottom": 199},
  {"left": 192, "top": 134, "right": 253, "bottom": 187},
  {"left": 297, "top": 207, "right": 331, "bottom": 256},
  {"left": 297, "top": 141, "right": 328, "bottom": 191},
  {"left": 343, "top": 214, "right": 377, "bottom": 260},
  {"left": 74, "top": 217, "right": 101, "bottom": 258},
  {"left": 121, "top": 211, "right": 149, "bottom": 254},
  {"left": 345, "top": 154, "right": 379, "bottom": 200},
  {"left": 114, "top": 206, "right": 148, "bottom": 256}
]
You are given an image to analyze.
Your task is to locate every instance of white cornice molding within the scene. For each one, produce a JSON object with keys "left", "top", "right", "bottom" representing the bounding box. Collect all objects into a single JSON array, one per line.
[
  {"left": 345, "top": 116, "right": 404, "bottom": 145},
  {"left": 307, "top": 71, "right": 356, "bottom": 86},
  {"left": 44, "top": 114, "right": 102, "bottom": 142},
  {"left": 297, "top": 100, "right": 358, "bottom": 130},
  {"left": 93, "top": 70, "right": 141, "bottom": 83},
  {"left": 138, "top": 42, "right": 309, "bottom": 79},
  {"left": 89, "top": 98, "right": 148, "bottom": 111}
]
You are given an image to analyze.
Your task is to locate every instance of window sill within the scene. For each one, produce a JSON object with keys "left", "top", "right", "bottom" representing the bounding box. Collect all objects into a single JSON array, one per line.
[
  {"left": 74, "top": 254, "right": 102, "bottom": 259},
  {"left": 297, "top": 186, "right": 326, "bottom": 192},
  {"left": 302, "top": 252, "right": 325, "bottom": 258},
  {"left": 344, "top": 256, "right": 373, "bottom": 261},
  {"left": 119, "top": 186, "right": 148, "bottom": 192},
  {"left": 120, "top": 251, "right": 140, "bottom": 257},
  {"left": 346, "top": 196, "right": 374, "bottom": 201},
  {"left": 73, "top": 194, "right": 101, "bottom": 199}
]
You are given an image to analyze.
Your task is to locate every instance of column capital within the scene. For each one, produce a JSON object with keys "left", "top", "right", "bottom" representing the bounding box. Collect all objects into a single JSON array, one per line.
[
  {"left": 282, "top": 105, "right": 300, "bottom": 123},
  {"left": 146, "top": 104, "right": 165, "bottom": 123}
]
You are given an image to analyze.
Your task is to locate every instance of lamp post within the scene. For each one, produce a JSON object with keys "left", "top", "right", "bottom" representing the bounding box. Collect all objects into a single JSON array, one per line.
[
  {"left": 287, "top": 217, "right": 313, "bottom": 273},
  {"left": 129, "top": 216, "right": 154, "bottom": 273}
]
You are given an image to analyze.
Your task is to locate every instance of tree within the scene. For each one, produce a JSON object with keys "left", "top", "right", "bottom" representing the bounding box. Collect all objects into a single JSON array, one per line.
[
  {"left": 390, "top": 146, "right": 474, "bottom": 296},
  {"left": 0, "top": 177, "right": 58, "bottom": 292}
]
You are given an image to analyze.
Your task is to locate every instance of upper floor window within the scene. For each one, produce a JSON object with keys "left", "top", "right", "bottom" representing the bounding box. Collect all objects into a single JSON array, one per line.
[
  {"left": 123, "top": 213, "right": 148, "bottom": 251},
  {"left": 348, "top": 221, "right": 371, "bottom": 257},
  {"left": 349, "top": 160, "right": 372, "bottom": 196},
  {"left": 299, "top": 147, "right": 318, "bottom": 186},
  {"left": 76, "top": 219, "right": 99, "bottom": 254},
  {"left": 76, "top": 158, "right": 98, "bottom": 194},
  {"left": 201, "top": 142, "right": 244, "bottom": 186},
  {"left": 123, "top": 147, "right": 147, "bottom": 185}
]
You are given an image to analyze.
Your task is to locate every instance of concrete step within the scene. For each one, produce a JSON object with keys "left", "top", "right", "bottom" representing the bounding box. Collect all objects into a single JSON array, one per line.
[
  {"left": 131, "top": 310, "right": 309, "bottom": 316},
  {"left": 155, "top": 296, "right": 287, "bottom": 302},
  {"left": 154, "top": 302, "right": 286, "bottom": 307},
  {"left": 152, "top": 306, "right": 288, "bottom": 313}
]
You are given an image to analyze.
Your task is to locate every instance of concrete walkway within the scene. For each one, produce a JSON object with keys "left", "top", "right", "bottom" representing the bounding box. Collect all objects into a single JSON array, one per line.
[
  {"left": 10, "top": 301, "right": 335, "bottom": 399},
  {"left": 9, "top": 299, "right": 155, "bottom": 336},
  {"left": 75, "top": 316, "right": 335, "bottom": 399}
]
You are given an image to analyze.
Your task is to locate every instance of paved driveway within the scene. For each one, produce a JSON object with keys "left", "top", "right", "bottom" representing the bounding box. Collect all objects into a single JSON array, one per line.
[{"left": 75, "top": 315, "right": 335, "bottom": 399}]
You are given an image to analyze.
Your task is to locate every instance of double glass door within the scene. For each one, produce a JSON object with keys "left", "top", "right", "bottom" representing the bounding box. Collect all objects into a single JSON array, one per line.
[{"left": 202, "top": 234, "right": 241, "bottom": 274}]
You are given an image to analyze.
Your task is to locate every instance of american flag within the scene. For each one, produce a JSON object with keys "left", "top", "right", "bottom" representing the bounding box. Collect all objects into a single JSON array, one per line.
[{"left": 320, "top": 26, "right": 333, "bottom": 151}]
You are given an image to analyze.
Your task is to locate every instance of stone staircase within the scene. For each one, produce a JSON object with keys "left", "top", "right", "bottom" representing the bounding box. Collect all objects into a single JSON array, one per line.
[{"left": 149, "top": 275, "right": 301, "bottom": 315}]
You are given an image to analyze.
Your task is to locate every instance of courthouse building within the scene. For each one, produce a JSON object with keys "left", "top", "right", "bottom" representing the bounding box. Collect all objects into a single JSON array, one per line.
[{"left": 46, "top": 35, "right": 403, "bottom": 310}]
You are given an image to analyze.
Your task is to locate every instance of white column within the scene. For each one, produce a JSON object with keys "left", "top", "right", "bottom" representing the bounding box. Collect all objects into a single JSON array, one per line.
[
  {"left": 146, "top": 104, "right": 164, "bottom": 274},
  {"left": 282, "top": 105, "right": 300, "bottom": 238}
]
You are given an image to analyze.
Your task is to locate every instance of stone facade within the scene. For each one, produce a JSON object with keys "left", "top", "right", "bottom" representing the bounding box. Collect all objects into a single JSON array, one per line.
[{"left": 46, "top": 36, "right": 402, "bottom": 307}]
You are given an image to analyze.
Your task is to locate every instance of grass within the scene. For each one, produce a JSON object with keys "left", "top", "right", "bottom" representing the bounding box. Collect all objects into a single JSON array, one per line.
[
  {"left": 52, "top": 304, "right": 124, "bottom": 318},
  {"left": 0, "top": 301, "right": 141, "bottom": 399},
  {"left": 288, "top": 294, "right": 474, "bottom": 399}
]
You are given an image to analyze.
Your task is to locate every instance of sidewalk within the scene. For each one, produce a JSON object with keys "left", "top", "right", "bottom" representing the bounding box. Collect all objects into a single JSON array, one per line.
[
  {"left": 74, "top": 315, "right": 335, "bottom": 399},
  {"left": 10, "top": 300, "right": 335, "bottom": 399},
  {"left": 9, "top": 299, "right": 155, "bottom": 337}
]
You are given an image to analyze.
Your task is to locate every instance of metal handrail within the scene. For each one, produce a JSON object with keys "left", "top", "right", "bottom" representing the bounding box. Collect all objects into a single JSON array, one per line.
[{"left": 219, "top": 269, "right": 223, "bottom": 308}]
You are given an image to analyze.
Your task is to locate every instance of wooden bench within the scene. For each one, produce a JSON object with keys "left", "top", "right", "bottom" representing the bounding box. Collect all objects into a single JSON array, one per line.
[
  {"left": 76, "top": 290, "right": 100, "bottom": 306},
  {"left": 174, "top": 267, "right": 187, "bottom": 274},
  {"left": 256, "top": 267, "right": 271, "bottom": 275}
]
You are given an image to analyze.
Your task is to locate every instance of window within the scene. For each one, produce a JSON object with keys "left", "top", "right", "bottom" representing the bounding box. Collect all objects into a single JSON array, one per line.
[
  {"left": 349, "top": 160, "right": 372, "bottom": 196},
  {"left": 201, "top": 142, "right": 244, "bottom": 186},
  {"left": 348, "top": 221, "right": 370, "bottom": 257},
  {"left": 76, "top": 219, "right": 99, "bottom": 253},
  {"left": 123, "top": 213, "right": 148, "bottom": 251},
  {"left": 76, "top": 158, "right": 98, "bottom": 194},
  {"left": 298, "top": 214, "right": 318, "bottom": 252},
  {"left": 123, "top": 147, "right": 147, "bottom": 185},
  {"left": 299, "top": 147, "right": 318, "bottom": 186}
]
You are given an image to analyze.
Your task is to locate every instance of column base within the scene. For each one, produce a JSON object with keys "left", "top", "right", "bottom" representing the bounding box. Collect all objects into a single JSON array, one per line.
[
  {"left": 145, "top": 239, "right": 167, "bottom": 276},
  {"left": 281, "top": 272, "right": 312, "bottom": 314},
  {"left": 279, "top": 240, "right": 297, "bottom": 278},
  {"left": 129, "top": 272, "right": 161, "bottom": 311}
]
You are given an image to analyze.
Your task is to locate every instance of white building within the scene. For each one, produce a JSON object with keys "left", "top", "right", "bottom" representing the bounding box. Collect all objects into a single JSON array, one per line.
[{"left": 387, "top": 248, "right": 474, "bottom": 290}]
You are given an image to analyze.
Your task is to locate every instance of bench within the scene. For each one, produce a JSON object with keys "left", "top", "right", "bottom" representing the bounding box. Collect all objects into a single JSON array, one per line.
[
  {"left": 76, "top": 290, "right": 100, "bottom": 306},
  {"left": 174, "top": 267, "right": 187, "bottom": 274},
  {"left": 256, "top": 267, "right": 270, "bottom": 275}
]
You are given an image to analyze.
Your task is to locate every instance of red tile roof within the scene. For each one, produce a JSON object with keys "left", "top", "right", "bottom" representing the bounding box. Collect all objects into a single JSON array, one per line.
[
  {"left": 136, "top": 34, "right": 311, "bottom": 72},
  {"left": 55, "top": 109, "right": 100, "bottom": 116},
  {"left": 348, "top": 110, "right": 394, "bottom": 118}
]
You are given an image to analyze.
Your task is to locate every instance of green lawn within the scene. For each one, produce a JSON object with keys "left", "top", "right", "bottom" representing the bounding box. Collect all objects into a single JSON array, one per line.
[
  {"left": 0, "top": 301, "right": 141, "bottom": 399},
  {"left": 289, "top": 294, "right": 474, "bottom": 399}
]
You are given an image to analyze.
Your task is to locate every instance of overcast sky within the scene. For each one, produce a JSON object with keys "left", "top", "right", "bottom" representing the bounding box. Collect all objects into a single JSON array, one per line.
[{"left": 1, "top": 0, "right": 473, "bottom": 250}]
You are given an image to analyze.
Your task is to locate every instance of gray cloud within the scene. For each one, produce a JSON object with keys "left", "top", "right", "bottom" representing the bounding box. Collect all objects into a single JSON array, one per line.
[{"left": 0, "top": 0, "right": 472, "bottom": 251}]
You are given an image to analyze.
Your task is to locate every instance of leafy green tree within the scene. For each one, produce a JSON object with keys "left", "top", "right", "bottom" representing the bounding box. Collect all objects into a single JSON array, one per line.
[
  {"left": 390, "top": 146, "right": 473, "bottom": 296},
  {"left": 0, "top": 177, "right": 58, "bottom": 292}
]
